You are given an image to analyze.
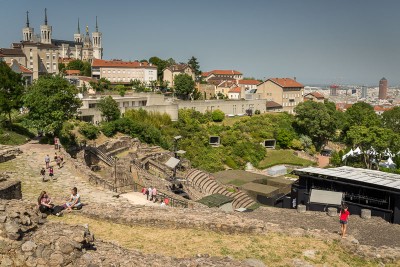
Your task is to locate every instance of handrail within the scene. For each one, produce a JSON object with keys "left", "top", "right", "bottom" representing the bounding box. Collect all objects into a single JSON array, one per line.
[{"left": 85, "top": 146, "right": 115, "bottom": 166}]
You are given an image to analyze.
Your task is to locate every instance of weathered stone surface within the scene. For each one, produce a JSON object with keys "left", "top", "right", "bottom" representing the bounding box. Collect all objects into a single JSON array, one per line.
[
  {"left": 21, "top": 241, "right": 37, "bottom": 252},
  {"left": 327, "top": 207, "right": 337, "bottom": 217},
  {"left": 361, "top": 209, "right": 372, "bottom": 219},
  {"left": 297, "top": 204, "right": 306, "bottom": 213}
]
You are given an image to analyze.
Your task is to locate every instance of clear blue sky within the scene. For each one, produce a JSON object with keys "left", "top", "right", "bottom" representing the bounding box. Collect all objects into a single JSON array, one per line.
[{"left": 2, "top": 0, "right": 400, "bottom": 85}]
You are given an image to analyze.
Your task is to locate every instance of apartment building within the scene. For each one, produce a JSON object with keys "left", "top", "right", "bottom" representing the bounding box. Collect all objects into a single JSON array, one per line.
[
  {"left": 92, "top": 59, "right": 157, "bottom": 85},
  {"left": 163, "top": 64, "right": 195, "bottom": 87},
  {"left": 256, "top": 78, "right": 304, "bottom": 114}
]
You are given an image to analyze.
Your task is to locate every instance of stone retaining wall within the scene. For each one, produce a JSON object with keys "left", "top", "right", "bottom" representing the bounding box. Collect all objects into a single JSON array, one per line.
[
  {"left": 0, "top": 146, "right": 22, "bottom": 163},
  {"left": 0, "top": 180, "right": 22, "bottom": 200}
]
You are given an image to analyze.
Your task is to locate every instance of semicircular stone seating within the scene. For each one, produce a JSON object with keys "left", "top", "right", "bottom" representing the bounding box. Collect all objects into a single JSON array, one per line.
[{"left": 185, "top": 169, "right": 256, "bottom": 209}]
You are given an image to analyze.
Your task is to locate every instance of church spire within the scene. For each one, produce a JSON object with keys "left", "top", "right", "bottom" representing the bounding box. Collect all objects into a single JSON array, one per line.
[
  {"left": 44, "top": 8, "right": 48, "bottom": 25},
  {"left": 95, "top": 16, "right": 98, "bottom": 32},
  {"left": 26, "top": 11, "right": 30, "bottom": 27},
  {"left": 77, "top": 18, "right": 80, "bottom": 34}
]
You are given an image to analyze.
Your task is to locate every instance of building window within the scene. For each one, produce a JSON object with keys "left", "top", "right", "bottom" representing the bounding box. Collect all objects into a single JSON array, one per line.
[
  {"left": 52, "top": 54, "right": 56, "bottom": 60},
  {"left": 108, "top": 70, "right": 110, "bottom": 74},
  {"left": 46, "top": 54, "right": 50, "bottom": 60},
  {"left": 89, "top": 103, "right": 96, "bottom": 108}
]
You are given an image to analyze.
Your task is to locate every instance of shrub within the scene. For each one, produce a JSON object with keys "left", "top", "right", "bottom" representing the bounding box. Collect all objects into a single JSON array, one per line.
[
  {"left": 254, "top": 110, "right": 261, "bottom": 115},
  {"left": 275, "top": 128, "right": 295, "bottom": 149},
  {"left": 79, "top": 123, "right": 99, "bottom": 140},
  {"left": 101, "top": 122, "right": 117, "bottom": 137},
  {"left": 211, "top": 109, "right": 225, "bottom": 122},
  {"left": 290, "top": 139, "right": 304, "bottom": 150}
]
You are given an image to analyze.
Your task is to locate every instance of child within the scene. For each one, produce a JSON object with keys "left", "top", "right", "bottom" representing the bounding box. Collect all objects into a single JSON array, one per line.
[
  {"left": 49, "top": 167, "right": 55, "bottom": 180},
  {"left": 63, "top": 187, "right": 82, "bottom": 211},
  {"left": 339, "top": 204, "right": 350, "bottom": 238},
  {"left": 40, "top": 167, "right": 46, "bottom": 182}
]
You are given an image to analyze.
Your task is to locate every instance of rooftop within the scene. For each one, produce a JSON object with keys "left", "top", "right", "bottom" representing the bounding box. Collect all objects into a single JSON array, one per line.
[
  {"left": 265, "top": 78, "right": 304, "bottom": 88},
  {"left": 92, "top": 59, "right": 157, "bottom": 69},
  {"left": 238, "top": 79, "right": 260, "bottom": 85},
  {"left": 293, "top": 166, "right": 400, "bottom": 191},
  {"left": 202, "top": 70, "right": 242, "bottom": 77}
]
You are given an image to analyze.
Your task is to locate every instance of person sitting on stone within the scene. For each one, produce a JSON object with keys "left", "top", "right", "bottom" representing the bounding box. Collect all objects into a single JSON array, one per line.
[
  {"left": 63, "top": 187, "right": 82, "bottom": 211},
  {"left": 38, "top": 191, "right": 54, "bottom": 213}
]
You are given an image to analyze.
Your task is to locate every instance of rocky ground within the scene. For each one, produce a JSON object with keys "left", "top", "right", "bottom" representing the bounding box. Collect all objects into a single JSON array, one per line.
[{"left": 247, "top": 206, "right": 400, "bottom": 248}]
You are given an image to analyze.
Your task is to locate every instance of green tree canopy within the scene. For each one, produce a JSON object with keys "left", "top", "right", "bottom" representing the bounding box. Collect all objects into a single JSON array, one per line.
[
  {"left": 97, "top": 96, "right": 120, "bottom": 122},
  {"left": 187, "top": 56, "right": 201, "bottom": 77},
  {"left": 294, "top": 101, "right": 337, "bottom": 150},
  {"left": 345, "top": 102, "right": 381, "bottom": 128},
  {"left": 66, "top": 59, "right": 91, "bottom": 76},
  {"left": 174, "top": 73, "right": 195, "bottom": 100},
  {"left": 211, "top": 109, "right": 225, "bottom": 122},
  {"left": 24, "top": 75, "right": 82, "bottom": 133},
  {"left": 382, "top": 106, "right": 400, "bottom": 133},
  {"left": 346, "top": 126, "right": 395, "bottom": 169},
  {"left": 89, "top": 78, "right": 110, "bottom": 92},
  {"left": 0, "top": 61, "right": 25, "bottom": 124}
]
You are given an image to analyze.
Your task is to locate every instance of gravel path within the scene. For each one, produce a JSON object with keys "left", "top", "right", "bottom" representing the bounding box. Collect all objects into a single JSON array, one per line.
[
  {"left": 246, "top": 206, "right": 400, "bottom": 248},
  {"left": 3, "top": 140, "right": 147, "bottom": 207}
]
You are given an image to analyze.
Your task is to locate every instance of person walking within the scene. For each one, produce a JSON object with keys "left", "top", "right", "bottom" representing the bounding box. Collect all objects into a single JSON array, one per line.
[
  {"left": 339, "top": 204, "right": 350, "bottom": 238},
  {"left": 49, "top": 166, "right": 55, "bottom": 180},
  {"left": 40, "top": 167, "right": 46, "bottom": 182},
  {"left": 54, "top": 137, "right": 59, "bottom": 150},
  {"left": 45, "top": 155, "right": 50, "bottom": 169},
  {"left": 148, "top": 186, "right": 153, "bottom": 201},
  {"left": 152, "top": 187, "right": 157, "bottom": 202}
]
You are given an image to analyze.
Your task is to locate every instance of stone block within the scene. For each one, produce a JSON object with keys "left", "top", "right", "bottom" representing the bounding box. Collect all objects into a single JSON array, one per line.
[
  {"left": 327, "top": 207, "right": 337, "bottom": 217},
  {"left": 361, "top": 209, "right": 371, "bottom": 219},
  {"left": 297, "top": 204, "right": 306, "bottom": 213}
]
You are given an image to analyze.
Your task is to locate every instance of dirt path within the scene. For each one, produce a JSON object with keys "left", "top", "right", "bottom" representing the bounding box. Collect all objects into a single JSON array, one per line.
[{"left": 2, "top": 140, "right": 153, "bottom": 207}]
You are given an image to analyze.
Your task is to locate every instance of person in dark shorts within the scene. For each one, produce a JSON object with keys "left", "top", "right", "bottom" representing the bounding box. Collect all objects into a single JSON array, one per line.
[
  {"left": 339, "top": 204, "right": 350, "bottom": 238},
  {"left": 40, "top": 167, "right": 46, "bottom": 182}
]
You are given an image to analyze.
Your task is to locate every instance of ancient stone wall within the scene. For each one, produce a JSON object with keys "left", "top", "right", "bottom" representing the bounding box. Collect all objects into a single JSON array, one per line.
[
  {"left": 0, "top": 146, "right": 22, "bottom": 163},
  {"left": 0, "top": 199, "right": 250, "bottom": 267},
  {"left": 0, "top": 180, "right": 22, "bottom": 200}
]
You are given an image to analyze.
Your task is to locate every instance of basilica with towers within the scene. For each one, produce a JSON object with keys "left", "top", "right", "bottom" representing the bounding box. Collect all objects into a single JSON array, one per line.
[{"left": 0, "top": 8, "right": 103, "bottom": 79}]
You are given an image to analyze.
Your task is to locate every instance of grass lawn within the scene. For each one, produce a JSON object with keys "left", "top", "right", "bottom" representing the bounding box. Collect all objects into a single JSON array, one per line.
[
  {"left": 48, "top": 214, "right": 388, "bottom": 267},
  {"left": 0, "top": 130, "right": 30, "bottom": 145},
  {"left": 258, "top": 149, "right": 315, "bottom": 169}
]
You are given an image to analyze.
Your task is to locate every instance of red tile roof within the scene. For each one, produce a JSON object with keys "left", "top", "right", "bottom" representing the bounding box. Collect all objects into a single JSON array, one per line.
[
  {"left": 305, "top": 92, "right": 324, "bottom": 99},
  {"left": 65, "top": 70, "right": 80, "bottom": 75},
  {"left": 335, "top": 103, "right": 352, "bottom": 111},
  {"left": 267, "top": 78, "right": 304, "bottom": 88},
  {"left": 238, "top": 79, "right": 260, "bottom": 85},
  {"left": 266, "top": 101, "right": 282, "bottom": 108},
  {"left": 18, "top": 64, "right": 33, "bottom": 74},
  {"left": 229, "top": 87, "right": 241, "bottom": 93},
  {"left": 92, "top": 59, "right": 157, "bottom": 68},
  {"left": 202, "top": 70, "right": 242, "bottom": 77},
  {"left": 374, "top": 105, "right": 392, "bottom": 112}
]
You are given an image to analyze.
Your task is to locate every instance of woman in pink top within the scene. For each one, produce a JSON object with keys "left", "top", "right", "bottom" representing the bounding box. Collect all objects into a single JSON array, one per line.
[{"left": 339, "top": 204, "right": 350, "bottom": 238}]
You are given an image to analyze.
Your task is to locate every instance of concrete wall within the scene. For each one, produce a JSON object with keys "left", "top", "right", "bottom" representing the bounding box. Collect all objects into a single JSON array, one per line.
[{"left": 177, "top": 99, "right": 267, "bottom": 115}]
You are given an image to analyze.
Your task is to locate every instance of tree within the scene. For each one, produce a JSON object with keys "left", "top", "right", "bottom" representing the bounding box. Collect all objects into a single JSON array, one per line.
[
  {"left": 0, "top": 61, "right": 25, "bottom": 125},
  {"left": 345, "top": 102, "right": 381, "bottom": 128},
  {"left": 58, "top": 63, "right": 66, "bottom": 74},
  {"left": 115, "top": 85, "right": 126, "bottom": 97},
  {"left": 294, "top": 101, "right": 337, "bottom": 150},
  {"left": 346, "top": 126, "right": 394, "bottom": 169},
  {"left": 149, "top": 56, "right": 168, "bottom": 81},
  {"left": 211, "top": 109, "right": 225, "bottom": 122},
  {"left": 131, "top": 79, "right": 146, "bottom": 92},
  {"left": 97, "top": 96, "right": 120, "bottom": 122},
  {"left": 89, "top": 78, "right": 110, "bottom": 92},
  {"left": 275, "top": 128, "right": 295, "bottom": 149},
  {"left": 187, "top": 56, "right": 201, "bottom": 77},
  {"left": 174, "top": 73, "right": 195, "bottom": 100},
  {"left": 66, "top": 59, "right": 91, "bottom": 76},
  {"left": 23, "top": 75, "right": 82, "bottom": 134},
  {"left": 382, "top": 107, "right": 400, "bottom": 133}
]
